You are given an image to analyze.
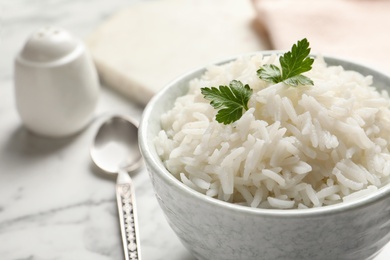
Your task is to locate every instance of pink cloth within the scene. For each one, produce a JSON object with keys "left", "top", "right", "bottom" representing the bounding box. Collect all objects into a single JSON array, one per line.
[{"left": 252, "top": 0, "right": 390, "bottom": 74}]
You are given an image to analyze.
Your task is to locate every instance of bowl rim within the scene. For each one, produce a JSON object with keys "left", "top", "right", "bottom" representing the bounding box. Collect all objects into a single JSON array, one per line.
[{"left": 139, "top": 51, "right": 390, "bottom": 217}]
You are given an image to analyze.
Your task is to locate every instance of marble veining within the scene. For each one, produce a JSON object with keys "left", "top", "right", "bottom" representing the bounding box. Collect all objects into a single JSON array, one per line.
[
  {"left": 0, "top": 0, "right": 192, "bottom": 259},
  {"left": 0, "top": 0, "right": 389, "bottom": 259}
]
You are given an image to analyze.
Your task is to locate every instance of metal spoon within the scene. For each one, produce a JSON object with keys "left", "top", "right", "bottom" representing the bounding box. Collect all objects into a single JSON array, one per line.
[{"left": 90, "top": 115, "right": 143, "bottom": 260}]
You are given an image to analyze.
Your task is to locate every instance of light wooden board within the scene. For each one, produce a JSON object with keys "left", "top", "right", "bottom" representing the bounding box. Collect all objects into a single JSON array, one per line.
[{"left": 86, "top": 0, "right": 266, "bottom": 105}]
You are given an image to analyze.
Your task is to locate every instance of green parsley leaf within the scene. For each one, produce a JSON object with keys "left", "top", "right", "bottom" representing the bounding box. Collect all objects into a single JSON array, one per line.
[
  {"left": 283, "top": 74, "right": 313, "bottom": 87},
  {"left": 201, "top": 80, "right": 252, "bottom": 125},
  {"left": 257, "top": 38, "right": 314, "bottom": 87},
  {"left": 257, "top": 64, "right": 282, "bottom": 84}
]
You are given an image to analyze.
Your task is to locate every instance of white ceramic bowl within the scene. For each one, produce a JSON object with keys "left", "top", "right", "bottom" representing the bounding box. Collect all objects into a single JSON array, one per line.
[{"left": 139, "top": 52, "right": 390, "bottom": 260}]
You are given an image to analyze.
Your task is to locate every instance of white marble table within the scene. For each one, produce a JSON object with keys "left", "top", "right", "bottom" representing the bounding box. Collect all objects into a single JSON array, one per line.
[
  {"left": 0, "top": 1, "right": 389, "bottom": 260},
  {"left": 1, "top": 0, "right": 194, "bottom": 259}
]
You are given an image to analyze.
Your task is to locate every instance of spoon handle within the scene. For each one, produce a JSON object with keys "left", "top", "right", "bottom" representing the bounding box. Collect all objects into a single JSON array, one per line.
[{"left": 116, "top": 170, "right": 141, "bottom": 260}]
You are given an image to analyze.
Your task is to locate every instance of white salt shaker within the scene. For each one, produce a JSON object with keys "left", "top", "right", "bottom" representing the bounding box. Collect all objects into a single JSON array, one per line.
[{"left": 14, "top": 26, "right": 99, "bottom": 138}]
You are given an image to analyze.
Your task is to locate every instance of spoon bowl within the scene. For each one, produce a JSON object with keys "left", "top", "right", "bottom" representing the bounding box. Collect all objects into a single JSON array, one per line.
[
  {"left": 91, "top": 115, "right": 143, "bottom": 260},
  {"left": 91, "top": 116, "right": 142, "bottom": 174}
]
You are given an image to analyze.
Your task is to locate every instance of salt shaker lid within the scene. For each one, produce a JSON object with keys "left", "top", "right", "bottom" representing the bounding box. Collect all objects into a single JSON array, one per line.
[{"left": 19, "top": 26, "right": 80, "bottom": 63}]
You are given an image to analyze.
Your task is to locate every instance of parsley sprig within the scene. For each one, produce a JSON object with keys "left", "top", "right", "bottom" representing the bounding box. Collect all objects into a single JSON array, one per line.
[
  {"left": 201, "top": 38, "right": 314, "bottom": 124},
  {"left": 200, "top": 80, "right": 252, "bottom": 125},
  {"left": 257, "top": 38, "right": 314, "bottom": 86}
]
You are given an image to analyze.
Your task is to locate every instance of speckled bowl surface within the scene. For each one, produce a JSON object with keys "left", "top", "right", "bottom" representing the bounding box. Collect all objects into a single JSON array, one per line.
[{"left": 139, "top": 52, "right": 390, "bottom": 260}]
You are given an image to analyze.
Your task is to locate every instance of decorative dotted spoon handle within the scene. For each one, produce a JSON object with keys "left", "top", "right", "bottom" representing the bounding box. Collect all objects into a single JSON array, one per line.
[{"left": 116, "top": 170, "right": 141, "bottom": 260}]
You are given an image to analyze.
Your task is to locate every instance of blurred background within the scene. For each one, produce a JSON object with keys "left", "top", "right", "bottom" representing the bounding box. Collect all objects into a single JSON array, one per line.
[
  {"left": 3, "top": 0, "right": 389, "bottom": 106},
  {"left": 1, "top": 0, "right": 389, "bottom": 259}
]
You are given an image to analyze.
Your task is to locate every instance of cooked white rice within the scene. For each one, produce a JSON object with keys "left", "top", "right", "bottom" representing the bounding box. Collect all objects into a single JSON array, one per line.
[{"left": 155, "top": 54, "right": 390, "bottom": 209}]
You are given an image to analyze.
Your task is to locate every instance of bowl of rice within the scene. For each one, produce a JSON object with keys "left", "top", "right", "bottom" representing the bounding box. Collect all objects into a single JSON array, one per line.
[{"left": 139, "top": 47, "right": 390, "bottom": 260}]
